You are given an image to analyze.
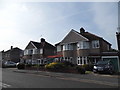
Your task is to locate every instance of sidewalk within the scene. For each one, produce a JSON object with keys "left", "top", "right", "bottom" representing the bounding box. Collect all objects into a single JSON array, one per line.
[
  {"left": 13, "top": 68, "right": 119, "bottom": 78},
  {"left": 12, "top": 68, "right": 119, "bottom": 87}
]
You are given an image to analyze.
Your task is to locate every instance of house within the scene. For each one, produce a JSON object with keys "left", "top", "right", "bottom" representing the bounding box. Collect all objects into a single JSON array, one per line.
[
  {"left": 3, "top": 46, "right": 23, "bottom": 63},
  {"left": 23, "top": 38, "right": 56, "bottom": 64},
  {"left": 55, "top": 27, "right": 118, "bottom": 66}
]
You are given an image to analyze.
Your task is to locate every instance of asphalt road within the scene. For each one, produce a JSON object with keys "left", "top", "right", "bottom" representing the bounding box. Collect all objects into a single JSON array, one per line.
[{"left": 1, "top": 68, "right": 119, "bottom": 88}]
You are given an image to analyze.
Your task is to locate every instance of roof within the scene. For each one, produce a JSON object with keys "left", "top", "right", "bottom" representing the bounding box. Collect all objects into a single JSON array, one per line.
[
  {"left": 56, "top": 28, "right": 111, "bottom": 45},
  {"left": 29, "top": 40, "right": 55, "bottom": 49},
  {"left": 80, "top": 32, "right": 111, "bottom": 45},
  {"left": 31, "top": 41, "right": 42, "bottom": 49},
  {"left": 4, "top": 47, "right": 23, "bottom": 53}
]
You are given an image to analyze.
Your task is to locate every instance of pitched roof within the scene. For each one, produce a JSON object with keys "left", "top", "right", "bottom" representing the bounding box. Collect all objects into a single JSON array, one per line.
[
  {"left": 29, "top": 41, "right": 55, "bottom": 49},
  {"left": 30, "top": 41, "right": 41, "bottom": 49},
  {"left": 80, "top": 32, "right": 111, "bottom": 45},
  {"left": 56, "top": 28, "right": 111, "bottom": 45},
  {"left": 4, "top": 47, "right": 23, "bottom": 53}
]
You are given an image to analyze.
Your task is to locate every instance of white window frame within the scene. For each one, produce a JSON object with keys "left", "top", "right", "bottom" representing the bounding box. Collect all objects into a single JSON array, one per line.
[
  {"left": 33, "top": 49, "right": 38, "bottom": 54},
  {"left": 92, "top": 40, "right": 100, "bottom": 48},
  {"left": 24, "top": 50, "right": 28, "bottom": 55},
  {"left": 40, "top": 49, "right": 43, "bottom": 54},
  {"left": 77, "top": 41, "right": 89, "bottom": 49},
  {"left": 57, "top": 45, "right": 61, "bottom": 52},
  {"left": 63, "top": 44, "right": 73, "bottom": 51}
]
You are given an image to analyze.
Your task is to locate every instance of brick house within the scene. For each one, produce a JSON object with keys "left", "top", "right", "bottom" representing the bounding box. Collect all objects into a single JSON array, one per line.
[
  {"left": 3, "top": 46, "right": 23, "bottom": 63},
  {"left": 55, "top": 27, "right": 114, "bottom": 65},
  {"left": 23, "top": 38, "right": 56, "bottom": 64}
]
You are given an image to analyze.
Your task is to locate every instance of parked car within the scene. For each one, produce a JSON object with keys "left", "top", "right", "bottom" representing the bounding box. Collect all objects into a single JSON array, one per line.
[
  {"left": 16, "top": 62, "right": 25, "bottom": 69},
  {"left": 2, "top": 61, "right": 16, "bottom": 68},
  {"left": 93, "top": 60, "right": 115, "bottom": 74}
]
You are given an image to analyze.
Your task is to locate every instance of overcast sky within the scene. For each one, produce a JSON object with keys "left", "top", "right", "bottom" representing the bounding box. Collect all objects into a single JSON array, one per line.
[{"left": 0, "top": 0, "right": 119, "bottom": 51}]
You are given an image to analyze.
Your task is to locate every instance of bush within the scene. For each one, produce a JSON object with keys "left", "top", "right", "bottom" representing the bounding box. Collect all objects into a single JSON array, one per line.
[
  {"left": 45, "top": 62, "right": 65, "bottom": 71},
  {"left": 75, "top": 65, "right": 86, "bottom": 74},
  {"left": 82, "top": 64, "right": 94, "bottom": 71},
  {"left": 26, "top": 64, "right": 32, "bottom": 67},
  {"left": 17, "top": 63, "right": 25, "bottom": 69},
  {"left": 61, "top": 61, "right": 74, "bottom": 67}
]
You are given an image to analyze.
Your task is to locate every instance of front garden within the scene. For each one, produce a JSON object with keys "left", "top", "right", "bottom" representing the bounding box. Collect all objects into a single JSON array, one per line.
[{"left": 17, "top": 61, "right": 94, "bottom": 74}]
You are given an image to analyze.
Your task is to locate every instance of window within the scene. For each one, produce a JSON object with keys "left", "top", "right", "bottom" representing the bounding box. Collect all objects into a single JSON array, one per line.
[
  {"left": 107, "top": 44, "right": 110, "bottom": 50},
  {"left": 77, "top": 56, "right": 88, "bottom": 65},
  {"left": 77, "top": 57, "right": 82, "bottom": 65},
  {"left": 57, "top": 45, "right": 61, "bottom": 52},
  {"left": 63, "top": 44, "right": 73, "bottom": 51},
  {"left": 77, "top": 41, "right": 89, "bottom": 49},
  {"left": 24, "top": 50, "right": 28, "bottom": 55},
  {"left": 80, "top": 57, "right": 82, "bottom": 64},
  {"left": 92, "top": 40, "right": 99, "bottom": 48},
  {"left": 28, "top": 49, "right": 33, "bottom": 55},
  {"left": 33, "top": 49, "right": 38, "bottom": 54},
  {"left": 40, "top": 49, "right": 43, "bottom": 54}
]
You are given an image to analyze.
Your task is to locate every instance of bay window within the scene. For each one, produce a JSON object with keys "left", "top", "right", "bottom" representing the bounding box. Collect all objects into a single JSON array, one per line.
[
  {"left": 63, "top": 44, "right": 73, "bottom": 51},
  {"left": 77, "top": 41, "right": 89, "bottom": 49}
]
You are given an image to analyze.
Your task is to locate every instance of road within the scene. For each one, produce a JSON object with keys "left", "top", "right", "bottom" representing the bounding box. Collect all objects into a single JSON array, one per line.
[{"left": 1, "top": 68, "right": 119, "bottom": 88}]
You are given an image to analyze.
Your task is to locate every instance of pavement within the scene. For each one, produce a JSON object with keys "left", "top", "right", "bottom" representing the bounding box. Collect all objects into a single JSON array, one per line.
[
  {"left": 3, "top": 68, "right": 120, "bottom": 87},
  {"left": 12, "top": 68, "right": 120, "bottom": 78}
]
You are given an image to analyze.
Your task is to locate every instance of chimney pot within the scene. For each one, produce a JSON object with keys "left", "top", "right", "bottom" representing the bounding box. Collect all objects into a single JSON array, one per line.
[
  {"left": 11, "top": 46, "right": 13, "bottom": 50},
  {"left": 41, "top": 38, "right": 45, "bottom": 42},
  {"left": 80, "top": 27, "right": 85, "bottom": 33}
]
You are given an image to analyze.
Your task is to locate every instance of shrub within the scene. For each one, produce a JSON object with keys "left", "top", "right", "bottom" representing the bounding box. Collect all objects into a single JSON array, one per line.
[
  {"left": 45, "top": 62, "right": 65, "bottom": 71},
  {"left": 82, "top": 64, "right": 94, "bottom": 71},
  {"left": 62, "top": 61, "right": 74, "bottom": 67},
  {"left": 17, "top": 63, "right": 25, "bottom": 69},
  {"left": 75, "top": 65, "right": 86, "bottom": 74},
  {"left": 26, "top": 64, "right": 32, "bottom": 67}
]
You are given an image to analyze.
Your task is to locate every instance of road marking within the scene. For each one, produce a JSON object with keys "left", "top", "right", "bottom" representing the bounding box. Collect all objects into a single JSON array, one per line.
[{"left": 0, "top": 82, "right": 11, "bottom": 88}]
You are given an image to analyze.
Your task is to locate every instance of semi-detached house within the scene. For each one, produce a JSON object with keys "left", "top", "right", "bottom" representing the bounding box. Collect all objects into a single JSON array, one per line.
[
  {"left": 55, "top": 27, "right": 113, "bottom": 65},
  {"left": 23, "top": 38, "right": 56, "bottom": 64}
]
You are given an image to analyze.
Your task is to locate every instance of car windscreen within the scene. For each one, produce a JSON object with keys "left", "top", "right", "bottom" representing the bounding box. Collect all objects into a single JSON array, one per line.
[{"left": 96, "top": 61, "right": 109, "bottom": 65}]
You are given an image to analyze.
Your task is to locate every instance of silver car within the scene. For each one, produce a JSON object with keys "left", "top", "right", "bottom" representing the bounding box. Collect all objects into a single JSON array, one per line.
[{"left": 3, "top": 61, "right": 16, "bottom": 68}]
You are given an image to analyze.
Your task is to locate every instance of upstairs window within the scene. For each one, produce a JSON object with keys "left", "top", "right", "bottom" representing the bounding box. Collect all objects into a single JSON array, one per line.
[
  {"left": 28, "top": 49, "right": 33, "bottom": 55},
  {"left": 40, "top": 49, "right": 43, "bottom": 54},
  {"left": 33, "top": 49, "right": 38, "bottom": 54},
  {"left": 24, "top": 50, "right": 28, "bottom": 55},
  {"left": 92, "top": 40, "right": 99, "bottom": 48},
  {"left": 77, "top": 41, "right": 89, "bottom": 49},
  {"left": 57, "top": 45, "right": 61, "bottom": 52},
  {"left": 63, "top": 44, "right": 73, "bottom": 51}
]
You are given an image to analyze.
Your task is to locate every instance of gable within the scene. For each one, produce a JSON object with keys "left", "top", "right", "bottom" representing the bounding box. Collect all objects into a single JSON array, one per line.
[
  {"left": 60, "top": 30, "right": 89, "bottom": 44},
  {"left": 25, "top": 41, "right": 37, "bottom": 50}
]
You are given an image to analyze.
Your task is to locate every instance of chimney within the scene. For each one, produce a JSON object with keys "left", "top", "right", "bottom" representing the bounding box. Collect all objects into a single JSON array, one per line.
[
  {"left": 41, "top": 38, "right": 45, "bottom": 47},
  {"left": 80, "top": 27, "right": 85, "bottom": 33},
  {"left": 11, "top": 46, "right": 13, "bottom": 50},
  {"left": 41, "top": 38, "right": 45, "bottom": 42}
]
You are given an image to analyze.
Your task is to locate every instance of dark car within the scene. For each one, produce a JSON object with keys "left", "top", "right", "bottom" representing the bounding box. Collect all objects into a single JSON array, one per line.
[{"left": 93, "top": 60, "right": 114, "bottom": 74}]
